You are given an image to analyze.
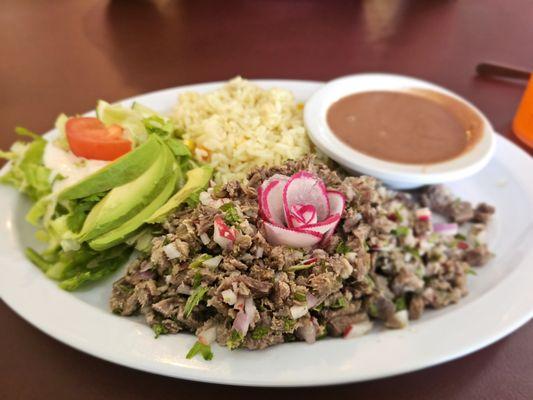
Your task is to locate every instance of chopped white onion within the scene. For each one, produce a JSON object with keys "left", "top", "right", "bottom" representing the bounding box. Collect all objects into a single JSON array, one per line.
[
  {"left": 297, "top": 322, "right": 317, "bottom": 344},
  {"left": 255, "top": 246, "right": 264, "bottom": 258},
  {"left": 176, "top": 283, "right": 192, "bottom": 295},
  {"left": 202, "top": 255, "right": 223, "bottom": 268},
  {"left": 393, "top": 310, "right": 409, "bottom": 328},
  {"left": 198, "top": 326, "right": 217, "bottom": 345},
  {"left": 290, "top": 305, "right": 308, "bottom": 320},
  {"left": 200, "top": 233, "right": 210, "bottom": 245},
  {"left": 221, "top": 289, "right": 237, "bottom": 305},
  {"left": 163, "top": 242, "right": 181, "bottom": 260},
  {"left": 343, "top": 321, "right": 373, "bottom": 339}
]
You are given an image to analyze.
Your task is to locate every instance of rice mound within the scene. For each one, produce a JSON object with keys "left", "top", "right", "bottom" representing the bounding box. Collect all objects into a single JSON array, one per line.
[{"left": 172, "top": 77, "right": 312, "bottom": 183}]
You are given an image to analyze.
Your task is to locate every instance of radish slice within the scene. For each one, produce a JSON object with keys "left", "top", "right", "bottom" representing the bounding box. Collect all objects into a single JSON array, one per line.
[
  {"left": 327, "top": 190, "right": 346, "bottom": 216},
  {"left": 416, "top": 207, "right": 432, "bottom": 221},
  {"left": 261, "top": 179, "right": 287, "bottom": 225},
  {"left": 264, "top": 221, "right": 322, "bottom": 247},
  {"left": 213, "top": 216, "right": 236, "bottom": 250},
  {"left": 295, "top": 214, "right": 340, "bottom": 235},
  {"left": 289, "top": 204, "right": 318, "bottom": 228},
  {"left": 283, "top": 171, "right": 330, "bottom": 226}
]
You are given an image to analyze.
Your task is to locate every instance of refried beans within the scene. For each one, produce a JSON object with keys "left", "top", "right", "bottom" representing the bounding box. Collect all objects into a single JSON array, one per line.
[{"left": 327, "top": 90, "right": 483, "bottom": 164}]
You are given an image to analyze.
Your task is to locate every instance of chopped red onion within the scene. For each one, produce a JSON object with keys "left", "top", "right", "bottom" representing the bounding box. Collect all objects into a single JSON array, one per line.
[{"left": 433, "top": 222, "right": 458, "bottom": 235}]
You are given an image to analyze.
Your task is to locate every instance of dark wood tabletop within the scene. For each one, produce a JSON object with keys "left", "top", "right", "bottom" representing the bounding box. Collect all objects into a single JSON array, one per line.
[{"left": 1, "top": 1, "right": 532, "bottom": 398}]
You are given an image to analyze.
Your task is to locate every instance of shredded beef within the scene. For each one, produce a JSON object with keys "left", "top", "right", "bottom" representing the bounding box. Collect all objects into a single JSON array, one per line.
[{"left": 110, "top": 156, "right": 494, "bottom": 351}]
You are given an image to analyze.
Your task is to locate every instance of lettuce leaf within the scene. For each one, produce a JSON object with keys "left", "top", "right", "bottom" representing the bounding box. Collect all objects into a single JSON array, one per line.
[{"left": 0, "top": 127, "right": 54, "bottom": 201}]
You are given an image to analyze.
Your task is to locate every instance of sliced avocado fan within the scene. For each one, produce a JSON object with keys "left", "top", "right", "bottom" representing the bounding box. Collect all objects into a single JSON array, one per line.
[
  {"left": 58, "top": 135, "right": 160, "bottom": 200},
  {"left": 78, "top": 141, "right": 174, "bottom": 242},
  {"left": 147, "top": 165, "right": 213, "bottom": 223},
  {"left": 88, "top": 170, "right": 177, "bottom": 251}
]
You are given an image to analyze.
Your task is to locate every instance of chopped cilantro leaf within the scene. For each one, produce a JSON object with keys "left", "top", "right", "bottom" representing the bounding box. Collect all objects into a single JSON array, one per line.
[
  {"left": 394, "top": 296, "right": 407, "bottom": 311},
  {"left": 227, "top": 329, "right": 244, "bottom": 350},
  {"left": 184, "top": 286, "right": 208, "bottom": 318},
  {"left": 335, "top": 241, "right": 350, "bottom": 254},
  {"left": 152, "top": 323, "right": 168, "bottom": 338},
  {"left": 287, "top": 263, "right": 314, "bottom": 272},
  {"left": 186, "top": 341, "right": 213, "bottom": 361},
  {"left": 220, "top": 202, "right": 241, "bottom": 225},
  {"left": 393, "top": 226, "right": 410, "bottom": 237},
  {"left": 293, "top": 292, "right": 307, "bottom": 302},
  {"left": 330, "top": 296, "right": 347, "bottom": 309},
  {"left": 251, "top": 326, "right": 269, "bottom": 340}
]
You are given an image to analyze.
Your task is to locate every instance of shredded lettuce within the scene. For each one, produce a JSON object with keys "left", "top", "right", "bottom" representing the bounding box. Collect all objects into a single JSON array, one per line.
[
  {"left": 0, "top": 128, "right": 54, "bottom": 201},
  {"left": 25, "top": 244, "right": 133, "bottom": 291},
  {"left": 1, "top": 101, "right": 198, "bottom": 291}
]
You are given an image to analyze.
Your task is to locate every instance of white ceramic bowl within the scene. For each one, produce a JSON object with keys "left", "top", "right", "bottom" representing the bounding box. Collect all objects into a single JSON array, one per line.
[{"left": 304, "top": 73, "right": 496, "bottom": 189}]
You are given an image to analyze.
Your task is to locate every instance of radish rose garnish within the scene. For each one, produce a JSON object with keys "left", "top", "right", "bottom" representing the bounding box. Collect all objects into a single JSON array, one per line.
[{"left": 259, "top": 171, "right": 345, "bottom": 247}]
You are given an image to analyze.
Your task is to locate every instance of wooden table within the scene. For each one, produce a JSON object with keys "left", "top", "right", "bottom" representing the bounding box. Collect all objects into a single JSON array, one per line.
[{"left": 1, "top": 1, "right": 532, "bottom": 398}]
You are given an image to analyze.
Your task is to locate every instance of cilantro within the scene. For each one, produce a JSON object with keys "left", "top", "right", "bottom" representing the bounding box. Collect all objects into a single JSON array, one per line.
[
  {"left": 394, "top": 209, "right": 404, "bottom": 223},
  {"left": 394, "top": 296, "right": 407, "bottom": 311},
  {"left": 192, "top": 271, "right": 202, "bottom": 288},
  {"left": 251, "top": 326, "right": 270, "bottom": 340},
  {"left": 330, "top": 296, "right": 347, "bottom": 309},
  {"left": 454, "top": 233, "right": 467, "bottom": 241},
  {"left": 335, "top": 241, "right": 351, "bottom": 255},
  {"left": 227, "top": 329, "right": 244, "bottom": 350},
  {"left": 287, "top": 263, "right": 314, "bottom": 272},
  {"left": 184, "top": 286, "right": 209, "bottom": 318},
  {"left": 283, "top": 317, "right": 296, "bottom": 332},
  {"left": 293, "top": 292, "right": 307, "bottom": 302},
  {"left": 312, "top": 303, "right": 324, "bottom": 312},
  {"left": 404, "top": 246, "right": 421, "bottom": 261},
  {"left": 368, "top": 302, "right": 379, "bottom": 318},
  {"left": 152, "top": 323, "right": 168, "bottom": 338},
  {"left": 220, "top": 202, "right": 241, "bottom": 225},
  {"left": 393, "top": 226, "right": 410, "bottom": 237},
  {"left": 186, "top": 341, "right": 213, "bottom": 360},
  {"left": 466, "top": 267, "right": 477, "bottom": 276},
  {"left": 189, "top": 254, "right": 212, "bottom": 269}
]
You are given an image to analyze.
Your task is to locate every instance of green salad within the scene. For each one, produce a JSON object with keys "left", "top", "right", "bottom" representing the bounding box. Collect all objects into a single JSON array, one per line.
[{"left": 0, "top": 101, "right": 212, "bottom": 290}]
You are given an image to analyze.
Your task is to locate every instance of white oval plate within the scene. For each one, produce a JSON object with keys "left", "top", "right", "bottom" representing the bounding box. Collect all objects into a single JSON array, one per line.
[{"left": 1, "top": 80, "right": 532, "bottom": 387}]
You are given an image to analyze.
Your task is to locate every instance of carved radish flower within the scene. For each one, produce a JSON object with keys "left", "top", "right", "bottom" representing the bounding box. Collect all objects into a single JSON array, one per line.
[{"left": 258, "top": 171, "right": 345, "bottom": 247}]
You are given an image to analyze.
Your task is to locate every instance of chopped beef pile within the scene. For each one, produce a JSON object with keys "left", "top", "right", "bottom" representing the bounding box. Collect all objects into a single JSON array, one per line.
[{"left": 110, "top": 157, "right": 494, "bottom": 352}]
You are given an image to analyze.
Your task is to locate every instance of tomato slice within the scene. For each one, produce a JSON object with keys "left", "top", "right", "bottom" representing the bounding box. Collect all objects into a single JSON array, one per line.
[{"left": 65, "top": 117, "right": 132, "bottom": 161}]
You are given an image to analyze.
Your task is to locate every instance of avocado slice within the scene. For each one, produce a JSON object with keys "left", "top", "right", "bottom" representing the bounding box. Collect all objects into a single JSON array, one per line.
[
  {"left": 79, "top": 143, "right": 174, "bottom": 241},
  {"left": 147, "top": 165, "right": 213, "bottom": 223},
  {"left": 88, "top": 170, "right": 177, "bottom": 251},
  {"left": 59, "top": 135, "right": 161, "bottom": 200}
]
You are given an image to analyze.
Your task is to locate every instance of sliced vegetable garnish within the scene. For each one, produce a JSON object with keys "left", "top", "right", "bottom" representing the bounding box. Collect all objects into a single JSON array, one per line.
[{"left": 65, "top": 117, "right": 132, "bottom": 161}]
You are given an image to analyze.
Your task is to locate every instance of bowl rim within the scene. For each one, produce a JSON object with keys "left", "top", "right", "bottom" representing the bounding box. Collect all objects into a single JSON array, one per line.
[{"left": 303, "top": 73, "right": 496, "bottom": 184}]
